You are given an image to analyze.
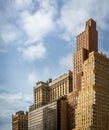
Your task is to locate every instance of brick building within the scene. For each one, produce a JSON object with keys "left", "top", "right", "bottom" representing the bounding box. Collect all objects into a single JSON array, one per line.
[
  {"left": 73, "top": 19, "right": 98, "bottom": 91},
  {"left": 16, "top": 18, "right": 109, "bottom": 130},
  {"left": 28, "top": 71, "right": 72, "bottom": 130},
  {"left": 12, "top": 111, "right": 28, "bottom": 130}
]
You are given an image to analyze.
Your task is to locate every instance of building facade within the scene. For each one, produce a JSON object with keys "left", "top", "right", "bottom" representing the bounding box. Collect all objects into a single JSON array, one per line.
[
  {"left": 29, "top": 97, "right": 67, "bottom": 130},
  {"left": 12, "top": 111, "right": 28, "bottom": 130},
  {"left": 73, "top": 19, "right": 98, "bottom": 91},
  {"left": 67, "top": 91, "right": 78, "bottom": 129},
  {"left": 49, "top": 71, "right": 72, "bottom": 101},
  {"left": 29, "top": 70, "right": 72, "bottom": 111},
  {"left": 73, "top": 51, "right": 109, "bottom": 130}
]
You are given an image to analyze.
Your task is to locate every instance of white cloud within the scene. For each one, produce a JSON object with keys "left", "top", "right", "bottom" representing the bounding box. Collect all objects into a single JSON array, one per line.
[
  {"left": 27, "top": 67, "right": 52, "bottom": 84},
  {"left": 27, "top": 72, "right": 38, "bottom": 86},
  {"left": 1, "top": 0, "right": 109, "bottom": 46},
  {"left": 0, "top": 0, "right": 56, "bottom": 45},
  {"left": 18, "top": 43, "right": 46, "bottom": 61},
  {"left": 20, "top": 9, "right": 55, "bottom": 44},
  {"left": 0, "top": 23, "right": 23, "bottom": 44},
  {"left": 15, "top": 0, "right": 32, "bottom": 10},
  {"left": 0, "top": 92, "right": 32, "bottom": 116},
  {"left": 59, "top": 53, "right": 72, "bottom": 71},
  {"left": 57, "top": 1, "right": 88, "bottom": 41},
  {"left": 58, "top": 0, "right": 109, "bottom": 42},
  {"left": 58, "top": 9, "right": 88, "bottom": 41},
  {"left": 36, "top": 0, "right": 57, "bottom": 13}
]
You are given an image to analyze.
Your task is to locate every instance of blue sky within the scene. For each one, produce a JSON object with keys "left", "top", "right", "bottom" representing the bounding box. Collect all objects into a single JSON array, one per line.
[{"left": 0, "top": 0, "right": 109, "bottom": 129}]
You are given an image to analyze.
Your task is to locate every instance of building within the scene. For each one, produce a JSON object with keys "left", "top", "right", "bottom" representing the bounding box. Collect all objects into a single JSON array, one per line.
[
  {"left": 73, "top": 51, "right": 109, "bottom": 130},
  {"left": 66, "top": 18, "right": 98, "bottom": 130},
  {"left": 29, "top": 70, "right": 72, "bottom": 111},
  {"left": 28, "top": 18, "right": 109, "bottom": 130},
  {"left": 71, "top": 19, "right": 109, "bottom": 130},
  {"left": 28, "top": 97, "right": 67, "bottom": 130},
  {"left": 28, "top": 71, "right": 72, "bottom": 130},
  {"left": 49, "top": 70, "right": 72, "bottom": 101},
  {"left": 33, "top": 81, "right": 50, "bottom": 109},
  {"left": 73, "top": 18, "right": 98, "bottom": 91},
  {"left": 67, "top": 91, "right": 78, "bottom": 129},
  {"left": 12, "top": 111, "right": 28, "bottom": 130}
]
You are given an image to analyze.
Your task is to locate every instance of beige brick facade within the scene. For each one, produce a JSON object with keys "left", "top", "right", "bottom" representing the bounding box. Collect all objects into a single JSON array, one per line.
[
  {"left": 73, "top": 52, "right": 109, "bottom": 130},
  {"left": 12, "top": 111, "right": 28, "bottom": 130},
  {"left": 29, "top": 70, "right": 72, "bottom": 111}
]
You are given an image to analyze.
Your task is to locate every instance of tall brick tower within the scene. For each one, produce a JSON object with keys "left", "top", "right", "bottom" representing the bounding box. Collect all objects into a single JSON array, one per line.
[{"left": 73, "top": 19, "right": 98, "bottom": 91}]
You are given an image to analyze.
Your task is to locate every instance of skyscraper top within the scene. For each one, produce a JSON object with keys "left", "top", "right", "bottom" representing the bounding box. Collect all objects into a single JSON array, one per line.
[{"left": 86, "top": 18, "right": 96, "bottom": 29}]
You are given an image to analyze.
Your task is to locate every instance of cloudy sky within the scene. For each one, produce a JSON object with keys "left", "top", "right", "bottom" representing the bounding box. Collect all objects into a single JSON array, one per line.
[{"left": 0, "top": 0, "right": 109, "bottom": 129}]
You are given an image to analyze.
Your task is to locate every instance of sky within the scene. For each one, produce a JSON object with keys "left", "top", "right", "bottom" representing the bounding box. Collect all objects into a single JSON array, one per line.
[{"left": 0, "top": 0, "right": 109, "bottom": 129}]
